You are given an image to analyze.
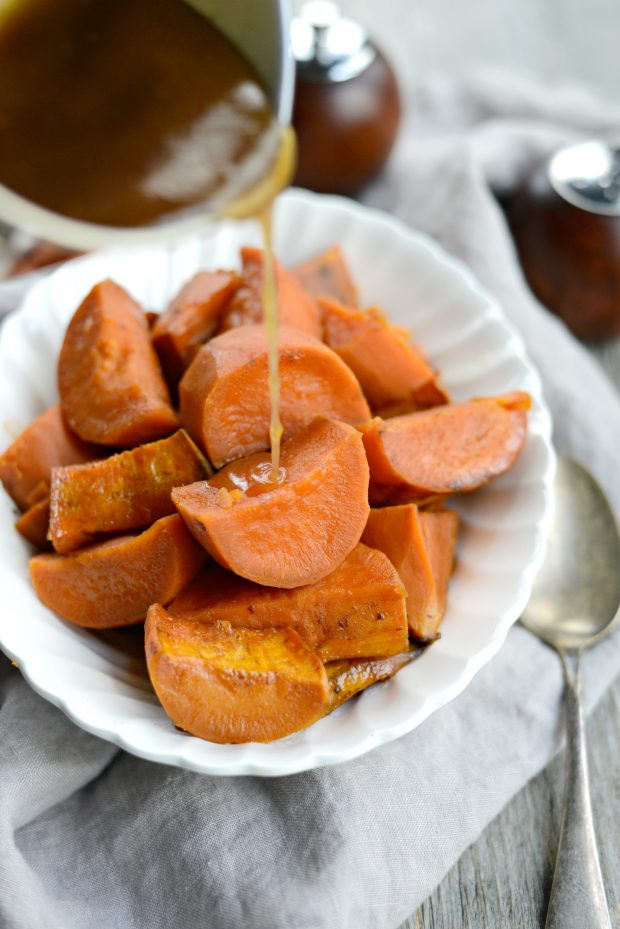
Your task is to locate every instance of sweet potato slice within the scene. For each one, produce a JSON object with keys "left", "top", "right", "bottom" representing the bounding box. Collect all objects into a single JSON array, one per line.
[
  {"left": 31, "top": 515, "right": 207, "bottom": 628},
  {"left": 58, "top": 279, "right": 178, "bottom": 446},
  {"left": 172, "top": 418, "right": 370, "bottom": 588},
  {"left": 168, "top": 543, "right": 408, "bottom": 660},
  {"left": 25, "top": 481, "right": 50, "bottom": 508},
  {"left": 0, "top": 405, "right": 98, "bottom": 511},
  {"left": 219, "top": 246, "right": 321, "bottom": 337},
  {"left": 179, "top": 324, "right": 371, "bottom": 467},
  {"left": 320, "top": 297, "right": 448, "bottom": 412},
  {"left": 293, "top": 245, "right": 358, "bottom": 306},
  {"left": 49, "top": 430, "right": 209, "bottom": 553},
  {"left": 145, "top": 606, "right": 329, "bottom": 743},
  {"left": 362, "top": 504, "right": 459, "bottom": 640},
  {"left": 360, "top": 391, "right": 530, "bottom": 504},
  {"left": 15, "top": 497, "right": 51, "bottom": 550},
  {"left": 325, "top": 643, "right": 424, "bottom": 712},
  {"left": 152, "top": 271, "right": 240, "bottom": 387}
]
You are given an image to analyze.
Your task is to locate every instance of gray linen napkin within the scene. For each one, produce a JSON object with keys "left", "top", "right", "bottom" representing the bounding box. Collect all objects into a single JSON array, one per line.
[{"left": 2, "top": 71, "right": 620, "bottom": 929}]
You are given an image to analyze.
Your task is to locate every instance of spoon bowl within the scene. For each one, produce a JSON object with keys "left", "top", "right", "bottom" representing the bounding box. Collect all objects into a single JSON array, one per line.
[{"left": 522, "top": 457, "right": 620, "bottom": 649}]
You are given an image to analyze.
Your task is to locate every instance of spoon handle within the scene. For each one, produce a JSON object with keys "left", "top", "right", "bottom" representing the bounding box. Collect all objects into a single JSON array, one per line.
[{"left": 545, "top": 649, "right": 611, "bottom": 929}]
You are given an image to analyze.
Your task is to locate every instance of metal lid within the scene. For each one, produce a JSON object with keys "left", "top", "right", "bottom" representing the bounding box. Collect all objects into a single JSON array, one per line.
[
  {"left": 548, "top": 140, "right": 620, "bottom": 216},
  {"left": 291, "top": 1, "right": 376, "bottom": 83}
]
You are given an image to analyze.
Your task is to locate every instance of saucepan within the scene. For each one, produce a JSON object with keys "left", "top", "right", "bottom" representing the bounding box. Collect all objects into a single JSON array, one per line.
[{"left": 0, "top": 0, "right": 294, "bottom": 248}]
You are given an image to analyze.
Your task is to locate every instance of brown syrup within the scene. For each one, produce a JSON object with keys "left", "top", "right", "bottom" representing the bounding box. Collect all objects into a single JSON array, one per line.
[{"left": 210, "top": 454, "right": 288, "bottom": 498}]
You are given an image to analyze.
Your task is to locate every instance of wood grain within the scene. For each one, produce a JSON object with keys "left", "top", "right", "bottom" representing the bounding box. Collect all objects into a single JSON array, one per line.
[{"left": 402, "top": 677, "right": 620, "bottom": 929}]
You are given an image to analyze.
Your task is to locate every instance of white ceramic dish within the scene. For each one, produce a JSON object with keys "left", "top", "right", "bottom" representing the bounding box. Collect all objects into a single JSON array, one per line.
[{"left": 0, "top": 188, "right": 555, "bottom": 777}]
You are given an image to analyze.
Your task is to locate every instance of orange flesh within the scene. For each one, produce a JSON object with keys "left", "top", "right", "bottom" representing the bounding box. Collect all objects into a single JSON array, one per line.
[
  {"left": 15, "top": 497, "right": 51, "bottom": 550},
  {"left": 49, "top": 429, "right": 209, "bottom": 553},
  {"left": 30, "top": 514, "right": 207, "bottom": 628},
  {"left": 362, "top": 504, "right": 459, "bottom": 640},
  {"left": 219, "top": 246, "right": 321, "bottom": 338},
  {"left": 420, "top": 509, "right": 459, "bottom": 630},
  {"left": 58, "top": 279, "right": 178, "bottom": 446},
  {"left": 360, "top": 391, "right": 530, "bottom": 503},
  {"left": 320, "top": 297, "right": 448, "bottom": 412},
  {"left": 293, "top": 244, "right": 358, "bottom": 306},
  {"left": 172, "top": 418, "right": 370, "bottom": 588},
  {"left": 168, "top": 542, "right": 408, "bottom": 661},
  {"left": 0, "top": 404, "right": 98, "bottom": 511},
  {"left": 145, "top": 606, "right": 329, "bottom": 743},
  {"left": 152, "top": 270, "right": 240, "bottom": 388},
  {"left": 179, "top": 324, "right": 370, "bottom": 468}
]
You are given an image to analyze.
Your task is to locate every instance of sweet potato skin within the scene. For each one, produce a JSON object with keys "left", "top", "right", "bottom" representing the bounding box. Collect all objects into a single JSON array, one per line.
[
  {"left": 172, "top": 418, "right": 370, "bottom": 588},
  {"left": 168, "top": 543, "right": 408, "bottom": 661},
  {"left": 58, "top": 279, "right": 178, "bottom": 447},
  {"left": 152, "top": 271, "right": 240, "bottom": 387},
  {"left": 0, "top": 405, "right": 98, "bottom": 511},
  {"left": 30, "top": 515, "right": 207, "bottom": 628},
  {"left": 49, "top": 429, "right": 209, "bottom": 553},
  {"left": 325, "top": 643, "right": 424, "bottom": 712},
  {"left": 320, "top": 297, "right": 448, "bottom": 413},
  {"left": 179, "top": 324, "right": 370, "bottom": 467},
  {"left": 219, "top": 247, "right": 321, "bottom": 337},
  {"left": 360, "top": 391, "right": 530, "bottom": 503},
  {"left": 362, "top": 504, "right": 458, "bottom": 640},
  {"left": 15, "top": 497, "right": 51, "bottom": 550},
  {"left": 145, "top": 606, "right": 329, "bottom": 743},
  {"left": 293, "top": 245, "right": 358, "bottom": 306}
]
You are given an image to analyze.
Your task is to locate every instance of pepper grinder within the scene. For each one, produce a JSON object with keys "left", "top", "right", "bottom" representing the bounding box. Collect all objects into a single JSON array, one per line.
[
  {"left": 505, "top": 140, "right": 620, "bottom": 341},
  {"left": 291, "top": 1, "right": 401, "bottom": 196}
]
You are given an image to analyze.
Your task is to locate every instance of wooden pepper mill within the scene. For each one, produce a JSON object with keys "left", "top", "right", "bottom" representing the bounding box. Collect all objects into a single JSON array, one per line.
[
  {"left": 505, "top": 140, "right": 620, "bottom": 341},
  {"left": 291, "top": 1, "right": 401, "bottom": 196}
]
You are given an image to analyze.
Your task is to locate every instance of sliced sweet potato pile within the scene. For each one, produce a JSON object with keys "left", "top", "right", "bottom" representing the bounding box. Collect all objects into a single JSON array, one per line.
[
  {"left": 362, "top": 504, "right": 459, "bottom": 640},
  {"left": 325, "top": 643, "right": 424, "bottom": 712},
  {"left": 360, "top": 391, "right": 530, "bottom": 504},
  {"left": 58, "top": 279, "right": 178, "bottom": 447},
  {"left": 168, "top": 543, "right": 408, "bottom": 661},
  {"left": 320, "top": 297, "right": 448, "bottom": 413},
  {"left": 31, "top": 515, "right": 207, "bottom": 628},
  {"left": 179, "top": 324, "right": 370, "bottom": 467},
  {"left": 172, "top": 418, "right": 370, "bottom": 588},
  {"left": 219, "top": 246, "right": 321, "bottom": 337},
  {"left": 145, "top": 605, "right": 329, "bottom": 742},
  {"left": 49, "top": 429, "right": 209, "bottom": 553},
  {"left": 152, "top": 271, "right": 240, "bottom": 388},
  {"left": 15, "top": 497, "right": 51, "bottom": 550},
  {"left": 293, "top": 244, "right": 358, "bottom": 306},
  {"left": 0, "top": 404, "right": 98, "bottom": 511}
]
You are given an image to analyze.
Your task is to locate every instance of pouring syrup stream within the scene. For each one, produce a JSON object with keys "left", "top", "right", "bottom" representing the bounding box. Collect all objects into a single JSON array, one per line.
[{"left": 223, "top": 126, "right": 296, "bottom": 487}]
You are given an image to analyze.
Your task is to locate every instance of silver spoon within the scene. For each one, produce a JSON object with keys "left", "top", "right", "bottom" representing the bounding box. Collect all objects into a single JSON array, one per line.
[{"left": 521, "top": 457, "right": 620, "bottom": 929}]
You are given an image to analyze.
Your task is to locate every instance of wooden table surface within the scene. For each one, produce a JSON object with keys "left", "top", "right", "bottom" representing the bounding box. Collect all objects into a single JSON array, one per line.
[{"left": 403, "top": 657, "right": 620, "bottom": 928}]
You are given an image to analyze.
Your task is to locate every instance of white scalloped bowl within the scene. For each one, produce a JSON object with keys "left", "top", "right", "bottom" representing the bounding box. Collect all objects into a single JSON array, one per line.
[{"left": 0, "top": 189, "right": 555, "bottom": 776}]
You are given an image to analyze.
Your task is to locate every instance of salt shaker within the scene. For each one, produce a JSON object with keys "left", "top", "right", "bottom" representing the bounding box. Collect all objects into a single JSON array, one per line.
[
  {"left": 505, "top": 140, "right": 620, "bottom": 341},
  {"left": 291, "top": 1, "right": 401, "bottom": 196}
]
